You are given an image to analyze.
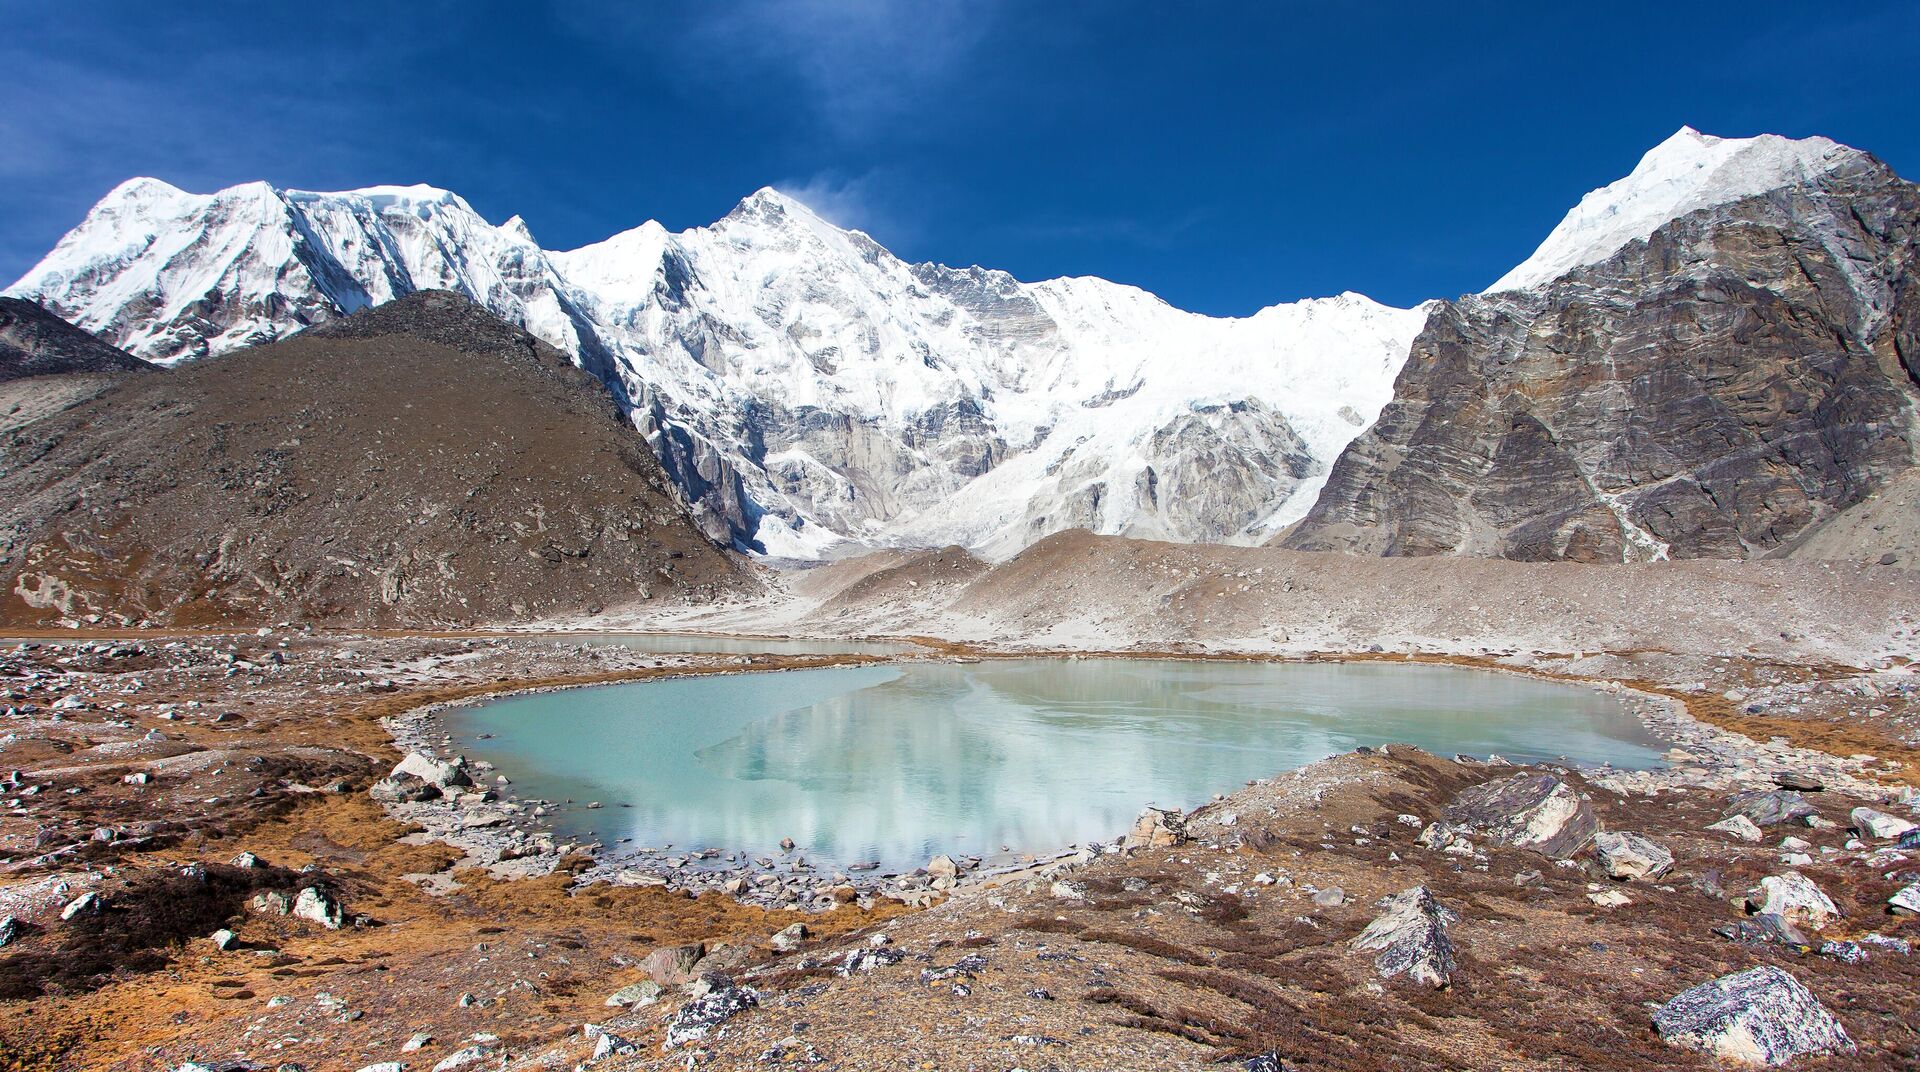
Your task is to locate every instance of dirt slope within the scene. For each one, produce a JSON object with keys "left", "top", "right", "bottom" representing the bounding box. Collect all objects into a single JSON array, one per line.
[
  {"left": 0, "top": 291, "right": 758, "bottom": 627},
  {"left": 0, "top": 296, "right": 152, "bottom": 382},
  {"left": 766, "top": 529, "right": 1919, "bottom": 666}
]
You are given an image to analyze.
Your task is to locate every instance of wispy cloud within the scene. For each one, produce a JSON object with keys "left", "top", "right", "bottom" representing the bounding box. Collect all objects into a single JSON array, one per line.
[
  {"left": 569, "top": 0, "right": 1003, "bottom": 140},
  {"left": 773, "top": 170, "right": 912, "bottom": 242}
]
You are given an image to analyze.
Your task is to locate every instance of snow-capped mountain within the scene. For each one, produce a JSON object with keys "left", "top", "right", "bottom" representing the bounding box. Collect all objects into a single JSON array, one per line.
[
  {"left": 1486, "top": 126, "right": 1866, "bottom": 293},
  {"left": 11, "top": 126, "right": 1885, "bottom": 561},
  {"left": 8, "top": 179, "right": 1426, "bottom": 558}
]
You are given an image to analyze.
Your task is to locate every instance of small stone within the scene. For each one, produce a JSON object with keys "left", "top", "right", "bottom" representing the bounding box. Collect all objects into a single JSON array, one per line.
[
  {"left": 60, "top": 892, "right": 99, "bottom": 921},
  {"left": 779, "top": 837, "right": 796, "bottom": 852},
  {"left": 1707, "top": 814, "right": 1763, "bottom": 843},
  {"left": 1311, "top": 887, "right": 1347, "bottom": 907},
  {"left": 605, "top": 979, "right": 664, "bottom": 1007},
  {"left": 1772, "top": 772, "right": 1822, "bottom": 792},
  {"left": 1653, "top": 966, "right": 1853, "bottom": 1065},
  {"left": 210, "top": 928, "right": 238, "bottom": 951},
  {"left": 402, "top": 1031, "right": 434, "bottom": 1051},
  {"left": 1587, "top": 889, "right": 1632, "bottom": 907},
  {"left": 770, "top": 922, "right": 808, "bottom": 952}
]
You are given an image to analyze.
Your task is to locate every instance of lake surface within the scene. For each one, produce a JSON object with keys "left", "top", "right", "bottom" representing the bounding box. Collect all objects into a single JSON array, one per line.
[
  {"left": 535, "top": 632, "right": 916, "bottom": 656},
  {"left": 449, "top": 659, "right": 1666, "bottom": 874}
]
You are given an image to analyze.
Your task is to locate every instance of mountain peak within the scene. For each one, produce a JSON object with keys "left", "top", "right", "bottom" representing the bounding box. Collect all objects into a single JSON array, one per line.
[{"left": 1486, "top": 128, "right": 1859, "bottom": 293}]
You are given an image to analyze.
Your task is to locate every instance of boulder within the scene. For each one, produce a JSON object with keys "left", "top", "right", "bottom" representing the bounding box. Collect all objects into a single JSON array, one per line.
[
  {"left": 392, "top": 751, "right": 471, "bottom": 789},
  {"left": 1443, "top": 773, "right": 1596, "bottom": 858},
  {"left": 1707, "top": 814, "right": 1764, "bottom": 843},
  {"left": 1415, "top": 821, "right": 1457, "bottom": 849},
  {"left": 292, "top": 886, "right": 344, "bottom": 929},
  {"left": 1745, "top": 872, "right": 1841, "bottom": 931},
  {"left": 926, "top": 854, "right": 960, "bottom": 890},
  {"left": 1593, "top": 832, "right": 1673, "bottom": 881},
  {"left": 368, "top": 773, "right": 441, "bottom": 803},
  {"left": 0, "top": 915, "right": 22, "bottom": 947},
  {"left": 605, "top": 979, "right": 664, "bottom": 1008},
  {"left": 642, "top": 942, "right": 707, "bottom": 985},
  {"left": 249, "top": 890, "right": 291, "bottom": 916},
  {"left": 663, "top": 982, "right": 758, "bottom": 1049},
  {"left": 1849, "top": 806, "right": 1917, "bottom": 840},
  {"left": 770, "top": 922, "right": 808, "bottom": 952},
  {"left": 1124, "top": 806, "right": 1187, "bottom": 850},
  {"left": 1713, "top": 912, "right": 1809, "bottom": 950},
  {"left": 1724, "top": 789, "right": 1815, "bottom": 828},
  {"left": 1652, "top": 966, "right": 1854, "bottom": 1066},
  {"left": 1349, "top": 885, "right": 1458, "bottom": 989},
  {"left": 1888, "top": 880, "right": 1920, "bottom": 915}
]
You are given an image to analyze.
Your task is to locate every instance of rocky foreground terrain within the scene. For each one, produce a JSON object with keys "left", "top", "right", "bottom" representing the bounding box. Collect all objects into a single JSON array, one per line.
[{"left": 0, "top": 589, "right": 1915, "bottom": 1070}]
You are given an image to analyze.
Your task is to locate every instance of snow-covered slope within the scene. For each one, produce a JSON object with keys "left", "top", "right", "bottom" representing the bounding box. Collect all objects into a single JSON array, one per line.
[
  {"left": 1486, "top": 127, "right": 1864, "bottom": 293},
  {"left": 8, "top": 181, "right": 1426, "bottom": 558}
]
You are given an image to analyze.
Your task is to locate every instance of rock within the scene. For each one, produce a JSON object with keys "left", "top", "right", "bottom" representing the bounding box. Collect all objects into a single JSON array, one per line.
[
  {"left": 1049, "top": 880, "right": 1087, "bottom": 902},
  {"left": 770, "top": 922, "right": 808, "bottom": 952},
  {"left": 1311, "top": 887, "right": 1347, "bottom": 907},
  {"left": 291, "top": 886, "right": 344, "bottom": 929},
  {"left": 230, "top": 851, "right": 261, "bottom": 868},
  {"left": 1850, "top": 806, "right": 1918, "bottom": 840},
  {"left": 1350, "top": 886, "right": 1458, "bottom": 988},
  {"left": 1415, "top": 821, "right": 1457, "bottom": 849},
  {"left": 1888, "top": 880, "right": 1920, "bottom": 915},
  {"left": 1653, "top": 966, "right": 1854, "bottom": 1066},
  {"left": 60, "top": 891, "right": 99, "bottom": 921},
  {"left": 368, "top": 773, "right": 441, "bottom": 803},
  {"left": 393, "top": 751, "right": 471, "bottom": 789},
  {"left": 250, "top": 890, "right": 292, "bottom": 916},
  {"left": 1713, "top": 913, "right": 1809, "bottom": 949},
  {"left": 663, "top": 982, "right": 758, "bottom": 1049},
  {"left": 1707, "top": 814, "right": 1763, "bottom": 843},
  {"left": 926, "top": 854, "right": 960, "bottom": 890},
  {"left": 431, "top": 1045, "right": 492, "bottom": 1072},
  {"left": 1587, "top": 889, "right": 1632, "bottom": 907},
  {"left": 1724, "top": 789, "right": 1816, "bottom": 828},
  {"left": 591, "top": 1032, "right": 636, "bottom": 1060},
  {"left": 210, "top": 928, "right": 238, "bottom": 951},
  {"left": 1443, "top": 773, "right": 1596, "bottom": 858},
  {"left": 838, "top": 946, "right": 905, "bottom": 976},
  {"left": 642, "top": 942, "right": 707, "bottom": 985},
  {"left": 1593, "top": 831, "right": 1673, "bottom": 880},
  {"left": 402, "top": 1032, "right": 434, "bottom": 1051},
  {"left": 605, "top": 979, "right": 664, "bottom": 1007},
  {"left": 1773, "top": 772, "right": 1823, "bottom": 791},
  {"left": 1124, "top": 806, "right": 1187, "bottom": 850},
  {"left": 0, "top": 915, "right": 22, "bottom": 947},
  {"left": 356, "top": 1064, "right": 405, "bottom": 1072},
  {"left": 779, "top": 837, "right": 795, "bottom": 852},
  {"left": 1746, "top": 872, "right": 1841, "bottom": 931}
]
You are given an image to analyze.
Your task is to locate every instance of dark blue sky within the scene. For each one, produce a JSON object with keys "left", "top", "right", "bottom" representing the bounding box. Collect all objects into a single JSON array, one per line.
[{"left": 6, "top": 2, "right": 1915, "bottom": 314}]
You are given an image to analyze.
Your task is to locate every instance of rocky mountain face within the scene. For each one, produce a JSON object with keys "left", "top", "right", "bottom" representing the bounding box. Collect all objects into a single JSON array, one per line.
[
  {"left": 0, "top": 296, "right": 151, "bottom": 382},
  {"left": 7, "top": 181, "right": 1426, "bottom": 559},
  {"left": 1283, "top": 129, "right": 1920, "bottom": 562},
  {"left": 0, "top": 291, "right": 755, "bottom": 627}
]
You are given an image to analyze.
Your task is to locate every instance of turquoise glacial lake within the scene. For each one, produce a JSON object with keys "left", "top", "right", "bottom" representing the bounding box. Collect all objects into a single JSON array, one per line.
[{"left": 449, "top": 659, "right": 1665, "bottom": 874}]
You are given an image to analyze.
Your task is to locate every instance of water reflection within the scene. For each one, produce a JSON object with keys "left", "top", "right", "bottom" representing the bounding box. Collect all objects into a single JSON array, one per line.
[{"left": 450, "top": 659, "right": 1666, "bottom": 873}]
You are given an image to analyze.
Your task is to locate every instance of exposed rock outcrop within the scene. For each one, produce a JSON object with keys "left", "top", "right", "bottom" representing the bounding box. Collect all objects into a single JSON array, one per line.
[
  {"left": 1285, "top": 136, "right": 1919, "bottom": 563},
  {"left": 0, "top": 297, "right": 151, "bottom": 382}
]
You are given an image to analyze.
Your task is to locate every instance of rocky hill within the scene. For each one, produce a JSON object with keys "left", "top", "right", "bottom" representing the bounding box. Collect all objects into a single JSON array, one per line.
[
  {"left": 0, "top": 296, "right": 151, "bottom": 382},
  {"left": 1282, "top": 130, "right": 1920, "bottom": 562},
  {"left": 0, "top": 291, "right": 757, "bottom": 627}
]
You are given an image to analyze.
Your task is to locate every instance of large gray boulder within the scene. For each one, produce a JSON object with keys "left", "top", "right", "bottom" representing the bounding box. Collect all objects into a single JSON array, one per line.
[
  {"left": 1653, "top": 966, "right": 1853, "bottom": 1065},
  {"left": 1850, "top": 806, "right": 1918, "bottom": 840},
  {"left": 1725, "top": 789, "right": 1816, "bottom": 828},
  {"left": 1349, "top": 885, "right": 1458, "bottom": 989},
  {"left": 1592, "top": 831, "right": 1673, "bottom": 881},
  {"left": 1443, "top": 773, "right": 1597, "bottom": 858},
  {"left": 1745, "top": 872, "right": 1842, "bottom": 932}
]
